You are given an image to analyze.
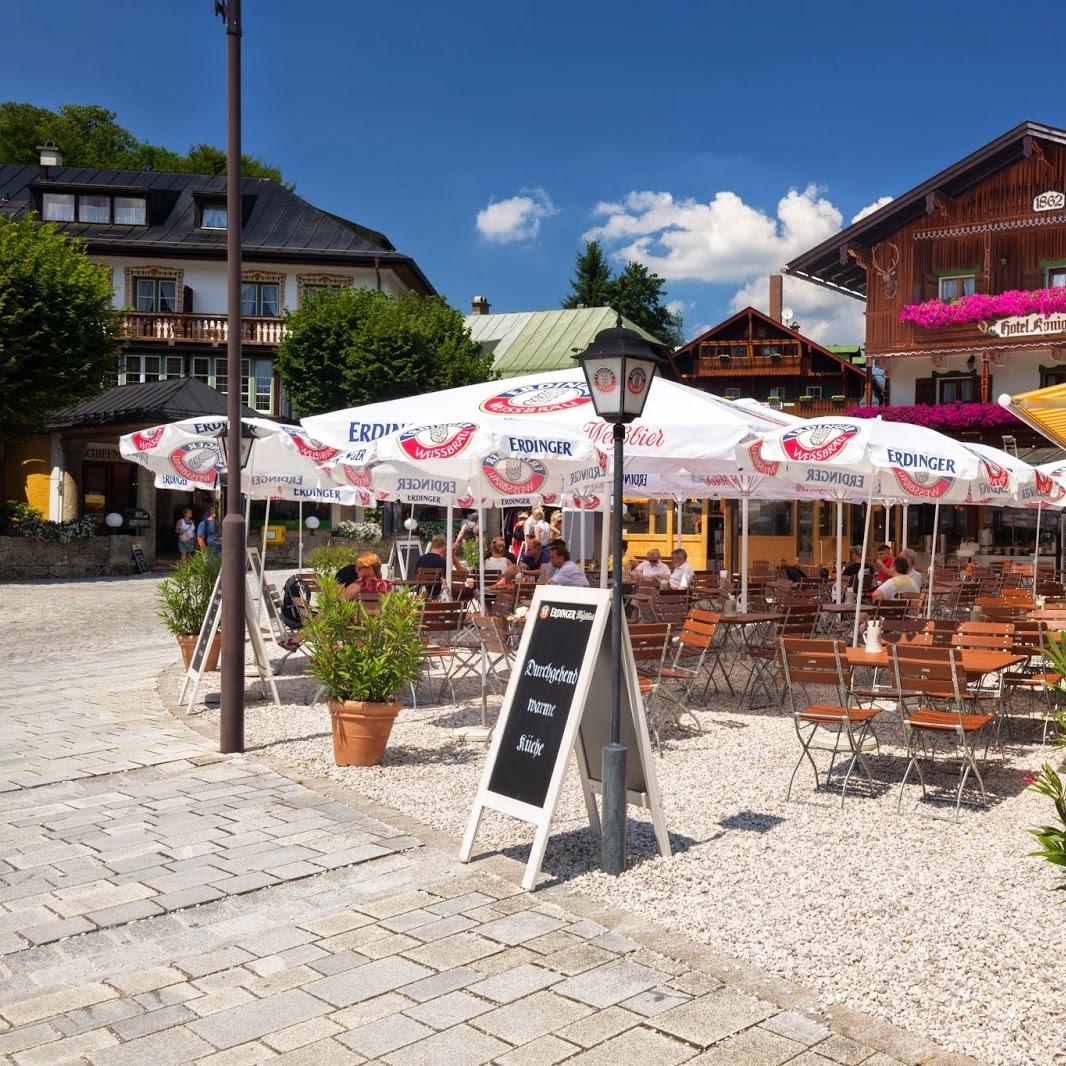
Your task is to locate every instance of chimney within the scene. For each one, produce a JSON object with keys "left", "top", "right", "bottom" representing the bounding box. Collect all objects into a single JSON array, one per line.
[
  {"left": 768, "top": 274, "right": 783, "bottom": 323},
  {"left": 36, "top": 141, "right": 63, "bottom": 178},
  {"left": 470, "top": 295, "right": 491, "bottom": 315}
]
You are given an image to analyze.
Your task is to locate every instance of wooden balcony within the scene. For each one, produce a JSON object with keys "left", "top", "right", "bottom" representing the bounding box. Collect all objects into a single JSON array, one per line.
[
  {"left": 865, "top": 310, "right": 988, "bottom": 355},
  {"left": 120, "top": 312, "right": 286, "bottom": 346},
  {"left": 768, "top": 398, "right": 862, "bottom": 417},
  {"left": 697, "top": 352, "right": 802, "bottom": 376}
]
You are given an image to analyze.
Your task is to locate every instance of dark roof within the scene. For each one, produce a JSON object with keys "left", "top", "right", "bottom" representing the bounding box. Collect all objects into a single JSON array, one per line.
[
  {"left": 0, "top": 164, "right": 435, "bottom": 294},
  {"left": 49, "top": 378, "right": 264, "bottom": 431},
  {"left": 783, "top": 120, "right": 1066, "bottom": 299},
  {"left": 674, "top": 305, "right": 869, "bottom": 380}
]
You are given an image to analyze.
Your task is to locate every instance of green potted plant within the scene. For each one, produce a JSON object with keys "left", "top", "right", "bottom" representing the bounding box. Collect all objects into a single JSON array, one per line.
[
  {"left": 301, "top": 581, "right": 425, "bottom": 765},
  {"left": 799, "top": 394, "right": 814, "bottom": 404},
  {"left": 831, "top": 394, "right": 847, "bottom": 405},
  {"left": 157, "top": 550, "right": 221, "bottom": 669}
]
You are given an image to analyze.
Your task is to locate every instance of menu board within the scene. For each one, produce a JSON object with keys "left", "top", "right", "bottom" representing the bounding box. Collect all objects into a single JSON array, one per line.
[
  {"left": 487, "top": 599, "right": 595, "bottom": 808},
  {"left": 461, "top": 586, "right": 669, "bottom": 891}
]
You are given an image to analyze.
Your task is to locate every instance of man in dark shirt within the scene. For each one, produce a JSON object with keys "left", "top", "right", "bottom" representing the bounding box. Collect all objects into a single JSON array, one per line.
[{"left": 414, "top": 534, "right": 449, "bottom": 597}]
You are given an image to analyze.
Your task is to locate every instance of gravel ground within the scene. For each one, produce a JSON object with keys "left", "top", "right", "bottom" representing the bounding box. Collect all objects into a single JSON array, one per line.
[{"left": 13, "top": 573, "right": 1063, "bottom": 1066}]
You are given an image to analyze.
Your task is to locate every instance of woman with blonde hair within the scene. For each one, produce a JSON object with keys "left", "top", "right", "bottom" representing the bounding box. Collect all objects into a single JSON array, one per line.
[{"left": 340, "top": 552, "right": 392, "bottom": 599}]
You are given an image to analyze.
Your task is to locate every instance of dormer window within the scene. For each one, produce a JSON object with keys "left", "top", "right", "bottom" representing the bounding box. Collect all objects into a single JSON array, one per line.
[
  {"left": 78, "top": 195, "right": 110, "bottom": 224},
  {"left": 42, "top": 193, "right": 75, "bottom": 221},
  {"left": 114, "top": 196, "right": 146, "bottom": 225},
  {"left": 200, "top": 202, "right": 227, "bottom": 230}
]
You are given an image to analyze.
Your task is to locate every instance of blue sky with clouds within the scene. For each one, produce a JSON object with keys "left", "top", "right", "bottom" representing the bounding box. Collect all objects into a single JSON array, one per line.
[{"left": 5, "top": 1, "right": 1064, "bottom": 343}]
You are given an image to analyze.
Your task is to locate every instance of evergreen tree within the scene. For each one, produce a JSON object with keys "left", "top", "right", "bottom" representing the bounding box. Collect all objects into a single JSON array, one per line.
[
  {"left": 609, "top": 261, "right": 685, "bottom": 348},
  {"left": 562, "top": 241, "right": 614, "bottom": 309}
]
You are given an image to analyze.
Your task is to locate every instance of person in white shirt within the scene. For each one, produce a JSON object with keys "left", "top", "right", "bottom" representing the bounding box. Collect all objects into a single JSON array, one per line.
[
  {"left": 901, "top": 548, "right": 922, "bottom": 590},
  {"left": 872, "top": 555, "right": 919, "bottom": 600},
  {"left": 547, "top": 544, "right": 589, "bottom": 587},
  {"left": 668, "top": 548, "right": 695, "bottom": 590},
  {"left": 633, "top": 548, "right": 672, "bottom": 580},
  {"left": 524, "top": 507, "right": 542, "bottom": 541}
]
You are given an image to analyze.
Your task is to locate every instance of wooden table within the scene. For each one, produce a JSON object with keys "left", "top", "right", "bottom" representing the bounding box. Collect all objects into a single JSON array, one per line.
[{"left": 845, "top": 647, "right": 1024, "bottom": 679}]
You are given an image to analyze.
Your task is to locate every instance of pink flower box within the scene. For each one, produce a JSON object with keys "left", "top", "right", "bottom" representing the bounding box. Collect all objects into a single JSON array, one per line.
[
  {"left": 844, "top": 403, "right": 1022, "bottom": 433},
  {"left": 900, "top": 287, "right": 1066, "bottom": 329}
]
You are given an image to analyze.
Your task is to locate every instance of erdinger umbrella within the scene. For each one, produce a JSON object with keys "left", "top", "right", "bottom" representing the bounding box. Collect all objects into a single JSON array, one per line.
[
  {"left": 302, "top": 370, "right": 757, "bottom": 481},
  {"left": 749, "top": 416, "right": 983, "bottom": 643}
]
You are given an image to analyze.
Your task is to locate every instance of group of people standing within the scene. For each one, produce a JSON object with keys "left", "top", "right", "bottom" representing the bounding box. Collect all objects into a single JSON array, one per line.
[{"left": 174, "top": 507, "right": 220, "bottom": 558}]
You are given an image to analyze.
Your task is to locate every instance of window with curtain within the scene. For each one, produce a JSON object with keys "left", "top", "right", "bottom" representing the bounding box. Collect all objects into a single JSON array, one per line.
[
  {"left": 938, "top": 376, "right": 978, "bottom": 403},
  {"left": 114, "top": 196, "right": 146, "bottom": 225},
  {"left": 200, "top": 203, "right": 227, "bottom": 229},
  {"left": 77, "top": 195, "right": 110, "bottom": 223},
  {"left": 42, "top": 193, "right": 75, "bottom": 221},
  {"left": 1048, "top": 267, "right": 1066, "bottom": 288},
  {"left": 135, "top": 278, "right": 177, "bottom": 313},
  {"left": 938, "top": 274, "right": 976, "bottom": 301},
  {"left": 240, "top": 282, "right": 280, "bottom": 317}
]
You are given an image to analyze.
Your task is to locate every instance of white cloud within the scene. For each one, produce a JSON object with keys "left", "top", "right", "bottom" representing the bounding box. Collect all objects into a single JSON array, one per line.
[
  {"left": 729, "top": 275, "right": 865, "bottom": 345},
  {"left": 851, "top": 195, "right": 894, "bottom": 223},
  {"left": 475, "top": 188, "right": 557, "bottom": 243},
  {"left": 583, "top": 184, "right": 842, "bottom": 282},
  {"left": 665, "top": 299, "right": 692, "bottom": 317}
]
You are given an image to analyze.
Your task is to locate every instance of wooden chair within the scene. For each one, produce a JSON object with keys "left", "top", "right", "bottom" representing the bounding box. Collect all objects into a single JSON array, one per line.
[
  {"left": 891, "top": 645, "right": 992, "bottom": 817},
  {"left": 416, "top": 601, "right": 472, "bottom": 704},
  {"left": 628, "top": 623, "right": 674, "bottom": 752},
  {"left": 780, "top": 637, "right": 881, "bottom": 805}
]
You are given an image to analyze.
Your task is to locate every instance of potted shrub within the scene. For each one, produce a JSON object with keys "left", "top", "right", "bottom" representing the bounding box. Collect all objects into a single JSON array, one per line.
[
  {"left": 831, "top": 394, "right": 846, "bottom": 405},
  {"left": 301, "top": 581, "right": 425, "bottom": 766},
  {"left": 799, "top": 394, "right": 814, "bottom": 404},
  {"left": 157, "top": 550, "right": 221, "bottom": 669}
]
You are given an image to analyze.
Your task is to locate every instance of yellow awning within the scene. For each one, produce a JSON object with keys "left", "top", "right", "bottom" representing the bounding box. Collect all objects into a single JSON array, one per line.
[{"left": 1000, "top": 382, "right": 1066, "bottom": 448}]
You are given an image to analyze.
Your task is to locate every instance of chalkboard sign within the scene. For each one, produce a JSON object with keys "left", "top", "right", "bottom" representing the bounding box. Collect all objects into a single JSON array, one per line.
[
  {"left": 461, "top": 586, "right": 668, "bottom": 890},
  {"left": 487, "top": 599, "right": 595, "bottom": 808},
  {"left": 131, "top": 544, "right": 151, "bottom": 574}
]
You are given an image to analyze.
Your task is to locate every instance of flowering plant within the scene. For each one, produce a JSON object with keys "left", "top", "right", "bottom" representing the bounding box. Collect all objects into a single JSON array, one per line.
[
  {"left": 334, "top": 520, "right": 383, "bottom": 542},
  {"left": 844, "top": 403, "right": 1022, "bottom": 434},
  {"left": 15, "top": 515, "right": 98, "bottom": 540},
  {"left": 900, "top": 287, "right": 1066, "bottom": 329}
]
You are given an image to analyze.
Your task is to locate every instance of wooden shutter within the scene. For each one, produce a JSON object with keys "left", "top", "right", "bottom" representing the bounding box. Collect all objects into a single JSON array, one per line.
[{"left": 914, "top": 377, "right": 935, "bottom": 405}]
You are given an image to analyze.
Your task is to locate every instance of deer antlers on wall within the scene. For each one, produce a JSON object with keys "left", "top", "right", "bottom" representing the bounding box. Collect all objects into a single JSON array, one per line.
[{"left": 871, "top": 241, "right": 900, "bottom": 299}]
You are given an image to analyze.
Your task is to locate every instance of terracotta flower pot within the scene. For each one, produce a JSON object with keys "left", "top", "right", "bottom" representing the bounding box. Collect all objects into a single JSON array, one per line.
[
  {"left": 328, "top": 699, "right": 401, "bottom": 766},
  {"left": 176, "top": 632, "right": 222, "bottom": 671}
]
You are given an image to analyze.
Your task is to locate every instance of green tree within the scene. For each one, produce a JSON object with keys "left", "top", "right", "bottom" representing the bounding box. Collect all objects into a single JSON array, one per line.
[
  {"left": 0, "top": 215, "right": 121, "bottom": 440},
  {"left": 562, "top": 241, "right": 614, "bottom": 310},
  {"left": 609, "top": 261, "right": 685, "bottom": 348},
  {"left": 276, "top": 288, "right": 494, "bottom": 417},
  {"left": 0, "top": 102, "right": 286, "bottom": 185}
]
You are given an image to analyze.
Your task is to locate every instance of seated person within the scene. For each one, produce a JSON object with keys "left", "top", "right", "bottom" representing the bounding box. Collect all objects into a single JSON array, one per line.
[
  {"left": 633, "top": 548, "right": 671, "bottom": 580},
  {"left": 874, "top": 544, "right": 895, "bottom": 582},
  {"left": 413, "top": 535, "right": 450, "bottom": 596},
  {"left": 842, "top": 546, "right": 874, "bottom": 591},
  {"left": 537, "top": 537, "right": 568, "bottom": 583},
  {"left": 785, "top": 558, "right": 830, "bottom": 582},
  {"left": 668, "top": 548, "right": 695, "bottom": 590},
  {"left": 871, "top": 555, "right": 919, "bottom": 601},
  {"left": 547, "top": 544, "right": 589, "bottom": 587},
  {"left": 484, "top": 536, "right": 516, "bottom": 572},
  {"left": 901, "top": 547, "right": 923, "bottom": 590},
  {"left": 518, "top": 534, "right": 547, "bottom": 576},
  {"left": 339, "top": 553, "right": 391, "bottom": 599},
  {"left": 493, "top": 562, "right": 518, "bottom": 590}
]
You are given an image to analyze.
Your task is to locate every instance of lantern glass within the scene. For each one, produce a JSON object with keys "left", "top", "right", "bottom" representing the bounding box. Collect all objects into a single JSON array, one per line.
[
  {"left": 621, "top": 353, "right": 659, "bottom": 419},
  {"left": 580, "top": 355, "right": 625, "bottom": 421}
]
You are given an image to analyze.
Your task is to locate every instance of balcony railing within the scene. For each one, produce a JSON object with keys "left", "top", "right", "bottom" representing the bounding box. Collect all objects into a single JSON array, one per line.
[
  {"left": 767, "top": 398, "right": 861, "bottom": 416},
  {"left": 120, "top": 312, "right": 286, "bottom": 346}
]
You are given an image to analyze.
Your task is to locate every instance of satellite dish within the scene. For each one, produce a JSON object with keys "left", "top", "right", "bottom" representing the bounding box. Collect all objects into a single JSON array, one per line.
[{"left": 781, "top": 307, "right": 794, "bottom": 324}]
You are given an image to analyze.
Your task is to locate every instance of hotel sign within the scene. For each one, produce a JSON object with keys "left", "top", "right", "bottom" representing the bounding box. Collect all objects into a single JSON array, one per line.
[
  {"left": 986, "top": 312, "right": 1066, "bottom": 338},
  {"left": 1033, "top": 190, "right": 1065, "bottom": 212}
]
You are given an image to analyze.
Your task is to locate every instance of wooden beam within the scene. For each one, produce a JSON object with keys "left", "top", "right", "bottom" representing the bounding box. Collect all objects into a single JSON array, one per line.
[
  {"left": 843, "top": 242, "right": 870, "bottom": 270},
  {"left": 924, "top": 190, "right": 956, "bottom": 220}
]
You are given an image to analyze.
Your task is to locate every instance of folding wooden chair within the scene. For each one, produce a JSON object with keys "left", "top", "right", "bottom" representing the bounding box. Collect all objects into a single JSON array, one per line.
[
  {"left": 892, "top": 645, "right": 992, "bottom": 818},
  {"left": 628, "top": 623, "right": 674, "bottom": 752},
  {"left": 1004, "top": 618, "right": 1062, "bottom": 743},
  {"left": 780, "top": 637, "right": 881, "bottom": 805},
  {"left": 416, "top": 601, "right": 474, "bottom": 704}
]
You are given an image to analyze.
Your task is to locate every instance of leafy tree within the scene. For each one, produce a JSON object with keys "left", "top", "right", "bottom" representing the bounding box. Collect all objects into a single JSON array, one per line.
[
  {"left": 0, "top": 216, "right": 121, "bottom": 440},
  {"left": 561, "top": 241, "right": 684, "bottom": 348},
  {"left": 276, "top": 288, "right": 494, "bottom": 417},
  {"left": 609, "top": 261, "right": 685, "bottom": 348},
  {"left": 562, "top": 240, "right": 614, "bottom": 310},
  {"left": 0, "top": 102, "right": 285, "bottom": 185}
]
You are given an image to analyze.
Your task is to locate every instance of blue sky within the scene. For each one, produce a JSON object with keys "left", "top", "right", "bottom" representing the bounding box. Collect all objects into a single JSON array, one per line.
[{"left": 4, "top": 1, "right": 1063, "bottom": 344}]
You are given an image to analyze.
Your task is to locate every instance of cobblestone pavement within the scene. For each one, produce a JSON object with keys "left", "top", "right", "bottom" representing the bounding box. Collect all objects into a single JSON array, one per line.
[{"left": 0, "top": 576, "right": 982, "bottom": 1065}]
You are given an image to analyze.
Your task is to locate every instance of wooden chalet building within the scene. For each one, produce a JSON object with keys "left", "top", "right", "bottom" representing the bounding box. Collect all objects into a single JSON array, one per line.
[
  {"left": 785, "top": 119, "right": 1066, "bottom": 558},
  {"left": 0, "top": 143, "right": 434, "bottom": 559},
  {"left": 671, "top": 283, "right": 872, "bottom": 415}
]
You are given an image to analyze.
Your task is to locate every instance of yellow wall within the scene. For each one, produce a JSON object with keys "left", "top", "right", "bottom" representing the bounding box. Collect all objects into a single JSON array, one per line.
[{"left": 2, "top": 437, "right": 50, "bottom": 514}]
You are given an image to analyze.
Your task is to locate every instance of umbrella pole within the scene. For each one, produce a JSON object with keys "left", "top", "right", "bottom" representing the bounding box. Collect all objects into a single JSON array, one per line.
[
  {"left": 577, "top": 503, "right": 585, "bottom": 563},
  {"left": 477, "top": 505, "right": 486, "bottom": 613},
  {"left": 676, "top": 498, "right": 683, "bottom": 553},
  {"left": 853, "top": 479, "right": 875, "bottom": 646},
  {"left": 927, "top": 502, "right": 940, "bottom": 620},
  {"left": 1034, "top": 504, "right": 1043, "bottom": 590},
  {"left": 257, "top": 496, "right": 270, "bottom": 623},
  {"left": 444, "top": 504, "right": 453, "bottom": 600},
  {"left": 297, "top": 501, "right": 303, "bottom": 570},
  {"left": 600, "top": 505, "right": 610, "bottom": 589},
  {"left": 835, "top": 500, "right": 843, "bottom": 603},
  {"left": 902, "top": 503, "right": 908, "bottom": 553},
  {"left": 740, "top": 496, "right": 749, "bottom": 613}
]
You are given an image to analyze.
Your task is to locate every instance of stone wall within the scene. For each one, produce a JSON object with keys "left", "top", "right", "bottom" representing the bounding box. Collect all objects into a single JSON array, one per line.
[{"left": 0, "top": 535, "right": 147, "bottom": 579}]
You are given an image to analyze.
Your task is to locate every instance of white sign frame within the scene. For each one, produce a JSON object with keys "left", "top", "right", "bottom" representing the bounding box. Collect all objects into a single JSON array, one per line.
[
  {"left": 1033, "top": 190, "right": 1065, "bottom": 212},
  {"left": 459, "top": 585, "right": 669, "bottom": 891}
]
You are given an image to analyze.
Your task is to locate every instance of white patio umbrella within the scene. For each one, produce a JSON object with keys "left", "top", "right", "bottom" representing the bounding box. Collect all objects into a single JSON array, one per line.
[{"left": 749, "top": 416, "right": 983, "bottom": 643}]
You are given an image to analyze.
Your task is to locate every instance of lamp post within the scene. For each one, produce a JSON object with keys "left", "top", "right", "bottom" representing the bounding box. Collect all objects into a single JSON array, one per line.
[
  {"left": 573, "top": 318, "right": 663, "bottom": 876},
  {"left": 215, "top": 0, "right": 244, "bottom": 754}
]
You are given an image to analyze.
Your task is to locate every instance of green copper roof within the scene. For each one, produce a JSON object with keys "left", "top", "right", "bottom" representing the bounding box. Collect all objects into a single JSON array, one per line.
[{"left": 464, "top": 307, "right": 667, "bottom": 375}]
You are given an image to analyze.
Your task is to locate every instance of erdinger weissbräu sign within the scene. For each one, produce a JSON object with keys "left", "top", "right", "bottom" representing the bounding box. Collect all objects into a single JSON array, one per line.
[{"left": 460, "top": 586, "right": 669, "bottom": 891}]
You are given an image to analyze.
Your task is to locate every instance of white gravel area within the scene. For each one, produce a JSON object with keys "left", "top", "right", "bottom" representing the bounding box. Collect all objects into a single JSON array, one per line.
[
  {"left": 17, "top": 571, "right": 1062, "bottom": 1066},
  {"left": 189, "top": 589, "right": 1066, "bottom": 1066}
]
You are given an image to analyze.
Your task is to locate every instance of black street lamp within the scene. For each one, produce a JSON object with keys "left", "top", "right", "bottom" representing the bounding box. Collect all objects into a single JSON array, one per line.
[
  {"left": 216, "top": 0, "right": 245, "bottom": 754},
  {"left": 573, "top": 318, "right": 663, "bottom": 876}
]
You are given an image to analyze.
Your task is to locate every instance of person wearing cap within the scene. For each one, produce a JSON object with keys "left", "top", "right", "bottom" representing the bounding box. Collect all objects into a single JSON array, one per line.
[{"left": 511, "top": 511, "right": 528, "bottom": 557}]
